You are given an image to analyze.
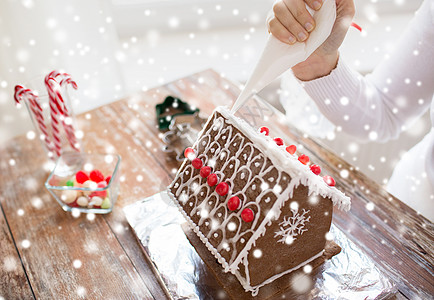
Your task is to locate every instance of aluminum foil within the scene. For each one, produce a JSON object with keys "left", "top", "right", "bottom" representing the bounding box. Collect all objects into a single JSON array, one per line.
[{"left": 124, "top": 192, "right": 397, "bottom": 299}]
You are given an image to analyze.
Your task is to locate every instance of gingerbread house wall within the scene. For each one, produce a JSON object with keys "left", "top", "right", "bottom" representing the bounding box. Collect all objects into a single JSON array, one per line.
[{"left": 234, "top": 184, "right": 333, "bottom": 289}]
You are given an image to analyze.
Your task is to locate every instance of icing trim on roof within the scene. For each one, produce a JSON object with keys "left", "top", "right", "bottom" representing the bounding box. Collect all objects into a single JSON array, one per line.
[{"left": 216, "top": 106, "right": 351, "bottom": 211}]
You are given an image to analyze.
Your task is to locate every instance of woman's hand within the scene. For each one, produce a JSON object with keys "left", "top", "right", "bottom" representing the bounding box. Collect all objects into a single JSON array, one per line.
[{"left": 267, "top": 0, "right": 355, "bottom": 81}]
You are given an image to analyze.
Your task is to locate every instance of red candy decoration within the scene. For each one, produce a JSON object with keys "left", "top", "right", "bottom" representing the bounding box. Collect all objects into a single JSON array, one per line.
[
  {"left": 192, "top": 158, "right": 203, "bottom": 169},
  {"left": 75, "top": 170, "right": 89, "bottom": 184},
  {"left": 227, "top": 196, "right": 240, "bottom": 211},
  {"left": 310, "top": 164, "right": 321, "bottom": 175},
  {"left": 298, "top": 154, "right": 310, "bottom": 165},
  {"left": 323, "top": 175, "right": 336, "bottom": 186},
  {"left": 259, "top": 126, "right": 269, "bottom": 136},
  {"left": 207, "top": 173, "right": 218, "bottom": 187},
  {"left": 200, "top": 166, "right": 211, "bottom": 178},
  {"left": 105, "top": 175, "right": 111, "bottom": 184},
  {"left": 216, "top": 182, "right": 229, "bottom": 196},
  {"left": 273, "top": 137, "right": 284, "bottom": 146},
  {"left": 286, "top": 145, "right": 296, "bottom": 155},
  {"left": 90, "top": 169, "right": 105, "bottom": 183},
  {"left": 68, "top": 199, "right": 80, "bottom": 208},
  {"left": 184, "top": 147, "right": 195, "bottom": 159},
  {"left": 241, "top": 208, "right": 254, "bottom": 222},
  {"left": 90, "top": 181, "right": 108, "bottom": 198}
]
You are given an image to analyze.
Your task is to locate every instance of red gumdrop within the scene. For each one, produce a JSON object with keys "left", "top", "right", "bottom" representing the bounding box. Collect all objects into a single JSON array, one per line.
[
  {"left": 273, "top": 137, "right": 284, "bottom": 146},
  {"left": 184, "top": 147, "right": 195, "bottom": 159},
  {"left": 192, "top": 158, "right": 203, "bottom": 169},
  {"left": 241, "top": 208, "right": 254, "bottom": 223},
  {"left": 286, "top": 145, "right": 296, "bottom": 155},
  {"left": 207, "top": 173, "right": 218, "bottom": 187},
  {"left": 216, "top": 182, "right": 229, "bottom": 196},
  {"left": 75, "top": 170, "right": 89, "bottom": 184},
  {"left": 227, "top": 196, "right": 240, "bottom": 211},
  {"left": 323, "top": 175, "right": 336, "bottom": 186},
  {"left": 90, "top": 169, "right": 105, "bottom": 183},
  {"left": 298, "top": 154, "right": 310, "bottom": 165},
  {"left": 200, "top": 166, "right": 211, "bottom": 178},
  {"left": 90, "top": 181, "right": 108, "bottom": 198},
  {"left": 259, "top": 126, "right": 270, "bottom": 136},
  {"left": 105, "top": 175, "right": 111, "bottom": 184},
  {"left": 310, "top": 164, "right": 321, "bottom": 175}
]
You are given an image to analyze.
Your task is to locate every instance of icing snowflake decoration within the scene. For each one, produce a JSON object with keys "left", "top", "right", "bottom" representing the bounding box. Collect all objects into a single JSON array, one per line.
[{"left": 275, "top": 207, "right": 311, "bottom": 244}]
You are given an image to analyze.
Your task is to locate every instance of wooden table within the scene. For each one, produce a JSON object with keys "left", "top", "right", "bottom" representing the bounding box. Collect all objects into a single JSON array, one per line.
[{"left": 0, "top": 69, "right": 432, "bottom": 299}]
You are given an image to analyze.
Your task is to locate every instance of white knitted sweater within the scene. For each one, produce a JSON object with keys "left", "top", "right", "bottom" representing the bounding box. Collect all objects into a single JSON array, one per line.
[{"left": 299, "top": 0, "right": 434, "bottom": 220}]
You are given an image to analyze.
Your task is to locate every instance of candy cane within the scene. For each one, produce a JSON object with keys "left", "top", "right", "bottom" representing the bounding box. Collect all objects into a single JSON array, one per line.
[
  {"left": 59, "top": 75, "right": 78, "bottom": 90},
  {"left": 44, "top": 71, "right": 80, "bottom": 153},
  {"left": 14, "top": 85, "right": 53, "bottom": 155},
  {"left": 44, "top": 77, "right": 63, "bottom": 157},
  {"left": 58, "top": 74, "right": 80, "bottom": 151},
  {"left": 50, "top": 72, "right": 79, "bottom": 151}
]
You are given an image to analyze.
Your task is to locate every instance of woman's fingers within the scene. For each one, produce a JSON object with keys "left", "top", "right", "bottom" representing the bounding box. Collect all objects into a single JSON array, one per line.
[
  {"left": 268, "top": 17, "right": 297, "bottom": 44},
  {"left": 268, "top": 0, "right": 328, "bottom": 44},
  {"left": 283, "top": 0, "right": 316, "bottom": 33},
  {"left": 273, "top": 1, "right": 310, "bottom": 42},
  {"left": 304, "top": 0, "right": 323, "bottom": 11}
]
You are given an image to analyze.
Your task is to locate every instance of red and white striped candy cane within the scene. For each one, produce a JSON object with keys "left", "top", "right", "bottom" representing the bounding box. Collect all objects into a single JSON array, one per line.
[
  {"left": 59, "top": 75, "right": 78, "bottom": 90},
  {"left": 44, "top": 71, "right": 80, "bottom": 153},
  {"left": 14, "top": 85, "right": 53, "bottom": 155},
  {"left": 44, "top": 77, "right": 63, "bottom": 157},
  {"left": 45, "top": 70, "right": 64, "bottom": 115},
  {"left": 58, "top": 74, "right": 80, "bottom": 151}
]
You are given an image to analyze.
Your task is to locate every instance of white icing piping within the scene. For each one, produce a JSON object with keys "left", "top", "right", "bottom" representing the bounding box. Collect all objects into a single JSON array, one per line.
[
  {"left": 216, "top": 106, "right": 351, "bottom": 211},
  {"left": 274, "top": 207, "right": 311, "bottom": 244},
  {"left": 228, "top": 174, "right": 302, "bottom": 272},
  {"left": 167, "top": 187, "right": 232, "bottom": 270},
  {"left": 234, "top": 249, "right": 325, "bottom": 296}
]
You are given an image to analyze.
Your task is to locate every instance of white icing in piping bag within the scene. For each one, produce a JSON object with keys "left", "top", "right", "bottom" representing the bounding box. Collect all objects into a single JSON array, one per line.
[{"left": 231, "top": 0, "right": 336, "bottom": 113}]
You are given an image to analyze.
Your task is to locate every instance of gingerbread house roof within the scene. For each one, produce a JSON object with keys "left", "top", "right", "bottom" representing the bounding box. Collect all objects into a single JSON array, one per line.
[
  {"left": 168, "top": 106, "right": 351, "bottom": 274},
  {"left": 217, "top": 107, "right": 351, "bottom": 210}
]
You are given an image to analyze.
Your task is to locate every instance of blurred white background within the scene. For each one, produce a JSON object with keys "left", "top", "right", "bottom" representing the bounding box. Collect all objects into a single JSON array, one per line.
[{"left": 0, "top": 0, "right": 429, "bottom": 185}]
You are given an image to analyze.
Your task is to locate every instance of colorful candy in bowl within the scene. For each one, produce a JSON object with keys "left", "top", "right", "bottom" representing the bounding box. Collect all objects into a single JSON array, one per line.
[{"left": 45, "top": 152, "right": 121, "bottom": 214}]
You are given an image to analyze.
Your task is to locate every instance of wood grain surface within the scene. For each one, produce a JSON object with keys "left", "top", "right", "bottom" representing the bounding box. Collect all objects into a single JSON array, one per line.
[
  {"left": 0, "top": 204, "right": 34, "bottom": 299},
  {"left": 0, "top": 69, "right": 432, "bottom": 299}
]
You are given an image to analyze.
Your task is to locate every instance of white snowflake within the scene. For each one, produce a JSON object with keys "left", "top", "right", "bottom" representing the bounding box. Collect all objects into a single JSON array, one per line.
[{"left": 274, "top": 208, "right": 311, "bottom": 244}]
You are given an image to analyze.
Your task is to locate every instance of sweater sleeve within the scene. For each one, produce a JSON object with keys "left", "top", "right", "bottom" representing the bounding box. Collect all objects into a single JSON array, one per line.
[{"left": 299, "top": 0, "right": 434, "bottom": 143}]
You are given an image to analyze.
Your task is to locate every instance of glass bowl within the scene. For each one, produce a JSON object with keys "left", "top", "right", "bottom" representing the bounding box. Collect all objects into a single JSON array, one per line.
[{"left": 45, "top": 152, "right": 121, "bottom": 214}]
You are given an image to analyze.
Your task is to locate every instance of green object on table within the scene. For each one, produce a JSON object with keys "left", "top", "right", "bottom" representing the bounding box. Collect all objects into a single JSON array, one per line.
[
  {"left": 156, "top": 96, "right": 199, "bottom": 130},
  {"left": 66, "top": 180, "right": 74, "bottom": 187}
]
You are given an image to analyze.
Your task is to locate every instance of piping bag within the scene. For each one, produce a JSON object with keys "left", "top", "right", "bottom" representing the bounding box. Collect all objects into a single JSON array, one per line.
[{"left": 231, "top": 0, "right": 337, "bottom": 113}]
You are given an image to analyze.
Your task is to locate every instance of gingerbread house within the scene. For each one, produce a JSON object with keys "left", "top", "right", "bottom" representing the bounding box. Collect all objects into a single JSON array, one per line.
[{"left": 168, "top": 106, "right": 351, "bottom": 296}]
